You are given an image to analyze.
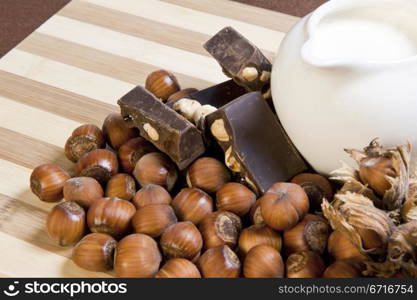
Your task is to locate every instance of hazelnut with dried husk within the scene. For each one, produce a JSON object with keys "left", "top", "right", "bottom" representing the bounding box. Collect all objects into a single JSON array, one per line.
[
  {"left": 336, "top": 139, "right": 411, "bottom": 210},
  {"left": 387, "top": 221, "right": 417, "bottom": 277},
  {"left": 322, "top": 192, "right": 395, "bottom": 258},
  {"left": 401, "top": 181, "right": 417, "bottom": 222}
]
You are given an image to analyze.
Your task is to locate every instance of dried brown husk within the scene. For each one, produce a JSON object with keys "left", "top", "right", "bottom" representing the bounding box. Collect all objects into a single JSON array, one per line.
[
  {"left": 401, "top": 181, "right": 417, "bottom": 222},
  {"left": 362, "top": 259, "right": 400, "bottom": 278},
  {"left": 333, "top": 139, "right": 410, "bottom": 210},
  {"left": 387, "top": 221, "right": 417, "bottom": 277},
  {"left": 322, "top": 192, "right": 395, "bottom": 258}
]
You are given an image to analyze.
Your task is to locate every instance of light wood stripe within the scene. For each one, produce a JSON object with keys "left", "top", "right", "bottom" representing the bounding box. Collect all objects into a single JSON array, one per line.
[
  {"left": 58, "top": 1, "right": 212, "bottom": 58},
  {"left": 0, "top": 96, "right": 80, "bottom": 148},
  {"left": 0, "top": 71, "right": 117, "bottom": 125},
  {"left": 0, "top": 128, "right": 71, "bottom": 171},
  {"left": 0, "top": 50, "right": 134, "bottom": 104},
  {"left": 0, "top": 159, "right": 58, "bottom": 212},
  {"left": 0, "top": 231, "right": 110, "bottom": 277},
  {"left": 0, "top": 193, "right": 71, "bottom": 258},
  {"left": 18, "top": 33, "right": 211, "bottom": 91},
  {"left": 81, "top": 0, "right": 285, "bottom": 54},
  {"left": 35, "top": 15, "right": 227, "bottom": 84},
  {"left": 161, "top": 0, "right": 298, "bottom": 33}
]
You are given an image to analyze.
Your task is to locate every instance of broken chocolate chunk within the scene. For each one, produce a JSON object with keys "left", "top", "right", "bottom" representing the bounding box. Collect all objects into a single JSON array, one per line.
[
  {"left": 204, "top": 27, "right": 272, "bottom": 97},
  {"left": 206, "top": 91, "right": 307, "bottom": 194},
  {"left": 118, "top": 86, "right": 205, "bottom": 170}
]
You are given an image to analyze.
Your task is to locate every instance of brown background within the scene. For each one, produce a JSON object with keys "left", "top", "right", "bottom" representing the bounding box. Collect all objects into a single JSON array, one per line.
[{"left": 0, "top": 0, "right": 327, "bottom": 58}]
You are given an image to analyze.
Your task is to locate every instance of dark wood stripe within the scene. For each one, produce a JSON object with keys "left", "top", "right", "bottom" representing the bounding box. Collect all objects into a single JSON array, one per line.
[
  {"left": 17, "top": 32, "right": 211, "bottom": 90},
  {"left": 0, "top": 127, "right": 72, "bottom": 171},
  {"left": 0, "top": 70, "right": 118, "bottom": 125}
]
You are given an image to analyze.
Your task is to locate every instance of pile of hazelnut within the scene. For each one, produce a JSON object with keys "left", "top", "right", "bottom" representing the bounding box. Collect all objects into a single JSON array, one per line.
[{"left": 29, "top": 70, "right": 365, "bottom": 278}]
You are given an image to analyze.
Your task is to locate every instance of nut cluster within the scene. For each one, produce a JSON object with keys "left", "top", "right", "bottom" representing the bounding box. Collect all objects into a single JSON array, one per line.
[{"left": 30, "top": 69, "right": 411, "bottom": 278}]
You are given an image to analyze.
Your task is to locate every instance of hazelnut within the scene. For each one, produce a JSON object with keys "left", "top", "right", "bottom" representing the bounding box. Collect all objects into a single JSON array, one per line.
[
  {"left": 286, "top": 251, "right": 325, "bottom": 278},
  {"left": 132, "top": 184, "right": 172, "bottom": 208},
  {"left": 241, "top": 67, "right": 258, "bottom": 82},
  {"left": 87, "top": 197, "right": 136, "bottom": 238},
  {"left": 118, "top": 137, "right": 157, "bottom": 174},
  {"left": 199, "top": 210, "right": 242, "bottom": 249},
  {"left": 327, "top": 231, "right": 367, "bottom": 261},
  {"left": 249, "top": 199, "right": 265, "bottom": 225},
  {"left": 260, "top": 182, "right": 309, "bottom": 231},
  {"left": 114, "top": 233, "right": 162, "bottom": 278},
  {"left": 72, "top": 233, "right": 117, "bottom": 272},
  {"left": 145, "top": 69, "right": 180, "bottom": 101},
  {"left": 133, "top": 152, "right": 178, "bottom": 191},
  {"left": 224, "top": 147, "right": 241, "bottom": 172},
  {"left": 186, "top": 157, "right": 230, "bottom": 193},
  {"left": 102, "top": 113, "right": 138, "bottom": 150},
  {"left": 160, "top": 221, "right": 203, "bottom": 260},
  {"left": 65, "top": 124, "right": 106, "bottom": 162},
  {"left": 167, "top": 88, "right": 199, "bottom": 102},
  {"left": 30, "top": 164, "right": 70, "bottom": 202},
  {"left": 132, "top": 204, "right": 177, "bottom": 237},
  {"left": 323, "top": 260, "right": 364, "bottom": 278},
  {"left": 192, "top": 105, "right": 216, "bottom": 124},
  {"left": 198, "top": 245, "right": 241, "bottom": 278},
  {"left": 105, "top": 173, "right": 136, "bottom": 201},
  {"left": 155, "top": 258, "right": 201, "bottom": 278},
  {"left": 210, "top": 119, "right": 229, "bottom": 142},
  {"left": 142, "top": 123, "right": 159, "bottom": 141},
  {"left": 243, "top": 245, "right": 284, "bottom": 278},
  {"left": 238, "top": 224, "right": 282, "bottom": 256},
  {"left": 216, "top": 182, "right": 256, "bottom": 216},
  {"left": 46, "top": 201, "right": 86, "bottom": 246},
  {"left": 291, "top": 173, "right": 333, "bottom": 212},
  {"left": 75, "top": 149, "right": 119, "bottom": 184},
  {"left": 172, "top": 187, "right": 213, "bottom": 224},
  {"left": 283, "top": 214, "right": 330, "bottom": 256},
  {"left": 63, "top": 177, "right": 104, "bottom": 208},
  {"left": 259, "top": 71, "right": 271, "bottom": 82},
  {"left": 173, "top": 98, "right": 202, "bottom": 122}
]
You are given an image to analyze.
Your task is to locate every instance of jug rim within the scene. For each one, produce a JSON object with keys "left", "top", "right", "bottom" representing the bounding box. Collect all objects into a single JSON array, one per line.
[{"left": 301, "top": 0, "right": 417, "bottom": 68}]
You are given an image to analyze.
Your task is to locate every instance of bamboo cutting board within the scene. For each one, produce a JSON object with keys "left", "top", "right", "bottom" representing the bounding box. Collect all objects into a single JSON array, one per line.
[{"left": 0, "top": 0, "right": 298, "bottom": 277}]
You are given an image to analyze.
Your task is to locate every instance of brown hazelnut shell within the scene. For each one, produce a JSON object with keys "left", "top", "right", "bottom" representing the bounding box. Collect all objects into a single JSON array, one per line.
[
  {"left": 260, "top": 182, "right": 309, "bottom": 231},
  {"left": 46, "top": 201, "right": 86, "bottom": 246},
  {"left": 65, "top": 124, "right": 106, "bottom": 163},
  {"left": 216, "top": 182, "right": 256, "bottom": 216},
  {"left": 238, "top": 224, "right": 282, "bottom": 256},
  {"left": 243, "top": 245, "right": 284, "bottom": 278},
  {"left": 75, "top": 149, "right": 118, "bottom": 184},
  {"left": 114, "top": 233, "right": 161, "bottom": 278},
  {"left": 283, "top": 214, "right": 330, "bottom": 256},
  {"left": 102, "top": 113, "right": 138, "bottom": 150},
  {"left": 160, "top": 221, "right": 203, "bottom": 260},
  {"left": 286, "top": 250, "right": 325, "bottom": 278},
  {"left": 291, "top": 173, "right": 333, "bottom": 211},
  {"left": 30, "top": 164, "right": 70, "bottom": 202},
  {"left": 199, "top": 210, "right": 242, "bottom": 250},
  {"left": 105, "top": 173, "right": 136, "bottom": 201},
  {"left": 133, "top": 152, "right": 178, "bottom": 191},
  {"left": 132, "top": 204, "right": 177, "bottom": 237},
  {"left": 132, "top": 184, "right": 172, "bottom": 208},
  {"left": 155, "top": 258, "right": 201, "bottom": 278},
  {"left": 323, "top": 260, "right": 364, "bottom": 278},
  {"left": 72, "top": 233, "right": 117, "bottom": 272},
  {"left": 198, "top": 245, "right": 241, "bottom": 278},
  {"left": 186, "top": 157, "right": 231, "bottom": 194},
  {"left": 145, "top": 69, "right": 180, "bottom": 101},
  {"left": 327, "top": 230, "right": 367, "bottom": 261},
  {"left": 118, "top": 137, "right": 157, "bottom": 174},
  {"left": 63, "top": 177, "right": 104, "bottom": 208},
  {"left": 172, "top": 187, "right": 213, "bottom": 224},
  {"left": 87, "top": 197, "right": 136, "bottom": 238},
  {"left": 249, "top": 199, "right": 265, "bottom": 225}
]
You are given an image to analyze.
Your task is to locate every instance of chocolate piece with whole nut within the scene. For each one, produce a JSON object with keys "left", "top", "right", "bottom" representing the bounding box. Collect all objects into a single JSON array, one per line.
[
  {"left": 206, "top": 92, "right": 307, "bottom": 195},
  {"left": 118, "top": 86, "right": 205, "bottom": 170},
  {"left": 204, "top": 27, "right": 272, "bottom": 98}
]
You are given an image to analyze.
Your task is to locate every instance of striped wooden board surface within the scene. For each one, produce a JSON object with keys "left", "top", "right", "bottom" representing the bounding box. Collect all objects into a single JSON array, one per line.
[{"left": 0, "top": 0, "right": 297, "bottom": 277}]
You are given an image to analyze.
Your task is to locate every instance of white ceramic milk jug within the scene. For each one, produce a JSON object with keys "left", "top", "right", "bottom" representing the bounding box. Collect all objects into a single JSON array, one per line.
[{"left": 271, "top": 0, "right": 417, "bottom": 175}]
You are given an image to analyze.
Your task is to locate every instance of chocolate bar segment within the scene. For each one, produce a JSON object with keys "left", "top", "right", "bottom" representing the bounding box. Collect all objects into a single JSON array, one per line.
[
  {"left": 204, "top": 27, "right": 272, "bottom": 96},
  {"left": 206, "top": 92, "right": 307, "bottom": 194},
  {"left": 118, "top": 86, "right": 205, "bottom": 170}
]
